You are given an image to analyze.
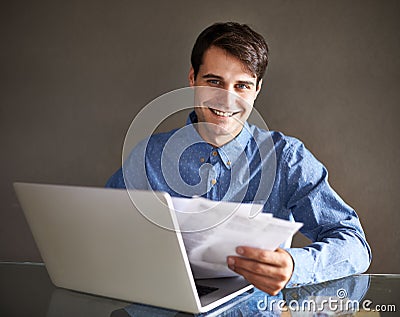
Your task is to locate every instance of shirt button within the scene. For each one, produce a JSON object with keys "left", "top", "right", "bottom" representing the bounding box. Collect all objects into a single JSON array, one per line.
[
  {"left": 227, "top": 161, "right": 231, "bottom": 166},
  {"left": 212, "top": 151, "right": 218, "bottom": 156},
  {"left": 200, "top": 157, "right": 205, "bottom": 163},
  {"left": 211, "top": 179, "right": 217, "bottom": 185}
]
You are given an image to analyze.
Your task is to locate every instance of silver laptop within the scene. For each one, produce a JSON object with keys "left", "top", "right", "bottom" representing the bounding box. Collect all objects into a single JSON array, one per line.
[{"left": 13, "top": 182, "right": 253, "bottom": 314}]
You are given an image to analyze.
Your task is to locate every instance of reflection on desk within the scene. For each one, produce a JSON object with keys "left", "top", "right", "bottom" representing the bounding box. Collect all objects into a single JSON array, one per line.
[{"left": 0, "top": 263, "right": 398, "bottom": 316}]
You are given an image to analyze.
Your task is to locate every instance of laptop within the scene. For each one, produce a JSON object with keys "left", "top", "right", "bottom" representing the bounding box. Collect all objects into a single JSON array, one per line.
[{"left": 13, "top": 182, "right": 253, "bottom": 314}]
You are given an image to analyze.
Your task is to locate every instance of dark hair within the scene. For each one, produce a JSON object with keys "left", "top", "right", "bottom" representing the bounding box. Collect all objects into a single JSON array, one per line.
[{"left": 191, "top": 22, "right": 269, "bottom": 86}]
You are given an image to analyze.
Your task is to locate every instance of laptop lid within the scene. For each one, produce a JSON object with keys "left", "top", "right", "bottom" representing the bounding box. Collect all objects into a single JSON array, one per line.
[{"left": 13, "top": 182, "right": 252, "bottom": 314}]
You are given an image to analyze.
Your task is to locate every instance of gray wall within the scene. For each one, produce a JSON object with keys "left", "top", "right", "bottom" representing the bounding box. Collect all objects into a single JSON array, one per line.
[{"left": 1, "top": 0, "right": 399, "bottom": 273}]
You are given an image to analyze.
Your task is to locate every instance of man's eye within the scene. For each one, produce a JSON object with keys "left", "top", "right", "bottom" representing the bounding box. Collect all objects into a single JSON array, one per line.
[
  {"left": 208, "top": 80, "right": 221, "bottom": 86},
  {"left": 236, "top": 84, "right": 250, "bottom": 90}
]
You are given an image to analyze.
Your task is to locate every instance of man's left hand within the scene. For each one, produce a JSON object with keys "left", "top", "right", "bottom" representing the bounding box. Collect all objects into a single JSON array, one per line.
[{"left": 227, "top": 246, "right": 294, "bottom": 295}]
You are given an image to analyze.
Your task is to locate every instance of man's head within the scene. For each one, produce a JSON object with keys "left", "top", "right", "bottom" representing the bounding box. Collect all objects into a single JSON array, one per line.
[
  {"left": 190, "top": 22, "right": 269, "bottom": 87},
  {"left": 189, "top": 22, "right": 269, "bottom": 147}
]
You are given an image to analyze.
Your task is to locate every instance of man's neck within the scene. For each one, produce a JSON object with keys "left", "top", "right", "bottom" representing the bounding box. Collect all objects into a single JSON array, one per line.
[{"left": 195, "top": 125, "right": 242, "bottom": 148}]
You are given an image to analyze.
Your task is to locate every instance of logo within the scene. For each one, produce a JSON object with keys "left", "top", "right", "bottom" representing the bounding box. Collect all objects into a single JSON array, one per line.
[{"left": 121, "top": 87, "right": 277, "bottom": 232}]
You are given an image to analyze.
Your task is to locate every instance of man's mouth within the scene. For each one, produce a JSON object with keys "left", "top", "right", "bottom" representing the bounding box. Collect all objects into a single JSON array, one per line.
[{"left": 209, "top": 107, "right": 239, "bottom": 118}]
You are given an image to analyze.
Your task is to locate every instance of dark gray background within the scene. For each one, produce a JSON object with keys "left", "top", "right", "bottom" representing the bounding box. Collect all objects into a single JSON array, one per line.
[{"left": 1, "top": 0, "right": 399, "bottom": 273}]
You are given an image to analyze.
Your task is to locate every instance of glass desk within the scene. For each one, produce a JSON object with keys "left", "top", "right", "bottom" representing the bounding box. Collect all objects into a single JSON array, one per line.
[{"left": 0, "top": 262, "right": 398, "bottom": 316}]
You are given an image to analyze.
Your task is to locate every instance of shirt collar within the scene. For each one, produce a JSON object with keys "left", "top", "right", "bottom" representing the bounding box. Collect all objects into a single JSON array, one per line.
[{"left": 186, "top": 111, "right": 252, "bottom": 169}]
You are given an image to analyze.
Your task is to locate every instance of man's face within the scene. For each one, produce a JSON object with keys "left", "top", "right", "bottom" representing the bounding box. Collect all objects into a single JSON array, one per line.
[{"left": 189, "top": 46, "right": 262, "bottom": 146}]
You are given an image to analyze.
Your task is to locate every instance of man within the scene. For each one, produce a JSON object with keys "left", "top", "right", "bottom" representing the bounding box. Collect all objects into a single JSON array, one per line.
[{"left": 106, "top": 22, "right": 371, "bottom": 295}]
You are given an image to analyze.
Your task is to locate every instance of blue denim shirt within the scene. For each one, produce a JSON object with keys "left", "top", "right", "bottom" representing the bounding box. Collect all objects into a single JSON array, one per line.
[{"left": 106, "top": 111, "right": 371, "bottom": 287}]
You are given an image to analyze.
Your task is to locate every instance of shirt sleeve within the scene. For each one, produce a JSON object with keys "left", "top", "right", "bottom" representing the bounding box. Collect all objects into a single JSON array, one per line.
[
  {"left": 280, "top": 137, "right": 372, "bottom": 287},
  {"left": 105, "top": 167, "right": 125, "bottom": 188},
  {"left": 105, "top": 138, "right": 150, "bottom": 190}
]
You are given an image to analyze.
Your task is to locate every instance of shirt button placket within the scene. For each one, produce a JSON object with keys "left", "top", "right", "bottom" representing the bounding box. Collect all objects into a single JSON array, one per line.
[{"left": 207, "top": 164, "right": 218, "bottom": 199}]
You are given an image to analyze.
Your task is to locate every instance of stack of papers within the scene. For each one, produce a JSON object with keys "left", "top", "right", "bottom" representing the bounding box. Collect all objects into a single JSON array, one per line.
[{"left": 171, "top": 196, "right": 303, "bottom": 279}]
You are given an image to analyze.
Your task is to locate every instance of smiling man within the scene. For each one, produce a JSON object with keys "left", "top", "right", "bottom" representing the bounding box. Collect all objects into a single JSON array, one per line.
[
  {"left": 189, "top": 45, "right": 261, "bottom": 147},
  {"left": 106, "top": 22, "right": 371, "bottom": 295}
]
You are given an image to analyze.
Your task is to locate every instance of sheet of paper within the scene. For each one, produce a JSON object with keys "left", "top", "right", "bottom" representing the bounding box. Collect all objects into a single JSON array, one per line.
[{"left": 171, "top": 196, "right": 303, "bottom": 279}]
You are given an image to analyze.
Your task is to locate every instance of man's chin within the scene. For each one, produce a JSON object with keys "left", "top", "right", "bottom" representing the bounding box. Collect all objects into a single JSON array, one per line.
[{"left": 204, "top": 126, "right": 242, "bottom": 144}]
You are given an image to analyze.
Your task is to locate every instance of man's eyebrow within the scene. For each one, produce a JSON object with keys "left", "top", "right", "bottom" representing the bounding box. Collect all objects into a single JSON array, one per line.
[
  {"left": 202, "top": 73, "right": 223, "bottom": 79},
  {"left": 202, "top": 74, "right": 255, "bottom": 86},
  {"left": 237, "top": 80, "right": 255, "bottom": 86}
]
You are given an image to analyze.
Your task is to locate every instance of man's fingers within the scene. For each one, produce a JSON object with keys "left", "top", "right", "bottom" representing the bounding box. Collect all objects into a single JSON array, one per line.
[
  {"left": 236, "top": 246, "right": 291, "bottom": 267},
  {"left": 227, "top": 247, "right": 294, "bottom": 295},
  {"left": 229, "top": 262, "right": 286, "bottom": 296},
  {"left": 228, "top": 255, "right": 288, "bottom": 281}
]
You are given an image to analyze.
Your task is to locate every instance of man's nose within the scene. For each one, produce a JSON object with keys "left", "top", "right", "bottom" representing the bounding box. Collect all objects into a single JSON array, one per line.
[{"left": 217, "top": 86, "right": 237, "bottom": 109}]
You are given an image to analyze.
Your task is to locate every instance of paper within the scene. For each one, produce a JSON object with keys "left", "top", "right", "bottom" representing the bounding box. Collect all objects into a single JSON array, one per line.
[{"left": 171, "top": 196, "right": 303, "bottom": 279}]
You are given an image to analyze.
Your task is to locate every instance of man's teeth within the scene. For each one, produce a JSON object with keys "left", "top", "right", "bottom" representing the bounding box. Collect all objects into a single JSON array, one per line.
[{"left": 210, "top": 108, "right": 234, "bottom": 117}]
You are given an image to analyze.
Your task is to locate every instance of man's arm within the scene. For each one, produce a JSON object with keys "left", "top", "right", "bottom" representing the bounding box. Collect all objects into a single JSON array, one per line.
[
  {"left": 105, "top": 138, "right": 150, "bottom": 190},
  {"left": 227, "top": 137, "right": 371, "bottom": 294},
  {"left": 105, "top": 167, "right": 125, "bottom": 188}
]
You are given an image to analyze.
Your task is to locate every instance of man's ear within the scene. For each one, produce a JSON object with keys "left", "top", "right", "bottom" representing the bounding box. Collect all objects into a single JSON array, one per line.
[
  {"left": 188, "top": 67, "right": 195, "bottom": 87},
  {"left": 255, "top": 79, "right": 263, "bottom": 98}
]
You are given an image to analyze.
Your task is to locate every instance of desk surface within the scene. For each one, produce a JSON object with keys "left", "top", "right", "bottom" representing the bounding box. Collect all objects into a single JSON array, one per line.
[{"left": 0, "top": 262, "right": 398, "bottom": 316}]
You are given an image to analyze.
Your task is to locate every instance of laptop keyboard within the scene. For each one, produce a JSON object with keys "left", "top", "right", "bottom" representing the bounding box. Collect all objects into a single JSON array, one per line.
[{"left": 195, "top": 284, "right": 219, "bottom": 297}]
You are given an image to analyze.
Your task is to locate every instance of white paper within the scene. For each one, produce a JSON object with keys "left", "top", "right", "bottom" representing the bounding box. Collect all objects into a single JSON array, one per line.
[{"left": 171, "top": 196, "right": 303, "bottom": 279}]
